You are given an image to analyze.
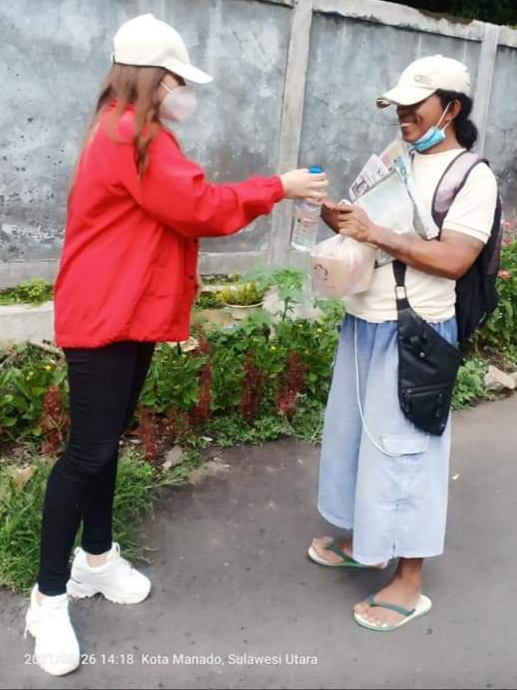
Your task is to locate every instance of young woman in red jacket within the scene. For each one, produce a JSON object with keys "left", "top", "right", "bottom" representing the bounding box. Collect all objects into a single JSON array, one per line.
[{"left": 25, "top": 14, "right": 328, "bottom": 676}]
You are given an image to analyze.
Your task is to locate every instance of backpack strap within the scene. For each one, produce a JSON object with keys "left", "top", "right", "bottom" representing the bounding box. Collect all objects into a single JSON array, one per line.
[
  {"left": 487, "top": 195, "right": 504, "bottom": 275},
  {"left": 432, "top": 151, "right": 487, "bottom": 234}
]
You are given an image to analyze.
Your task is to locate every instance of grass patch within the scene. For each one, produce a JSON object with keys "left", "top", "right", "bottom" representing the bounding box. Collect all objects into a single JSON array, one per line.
[
  {"left": 0, "top": 450, "right": 157, "bottom": 593},
  {"left": 202, "top": 274, "right": 241, "bottom": 285},
  {"left": 0, "top": 280, "right": 54, "bottom": 307}
]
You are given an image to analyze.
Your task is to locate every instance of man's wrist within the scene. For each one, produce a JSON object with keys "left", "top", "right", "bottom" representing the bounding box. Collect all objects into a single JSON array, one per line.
[{"left": 367, "top": 223, "right": 386, "bottom": 247}]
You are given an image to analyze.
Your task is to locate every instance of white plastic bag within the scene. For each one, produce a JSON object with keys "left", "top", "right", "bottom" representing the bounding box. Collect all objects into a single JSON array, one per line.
[{"left": 309, "top": 234, "right": 376, "bottom": 298}]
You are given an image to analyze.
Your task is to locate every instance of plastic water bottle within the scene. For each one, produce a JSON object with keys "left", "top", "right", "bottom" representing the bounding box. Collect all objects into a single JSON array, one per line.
[{"left": 291, "top": 166, "right": 323, "bottom": 252}]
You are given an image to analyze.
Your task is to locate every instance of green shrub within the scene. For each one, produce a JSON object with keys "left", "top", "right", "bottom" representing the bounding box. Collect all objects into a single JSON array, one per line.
[
  {"left": 476, "top": 240, "right": 517, "bottom": 349},
  {"left": 383, "top": 0, "right": 517, "bottom": 25},
  {"left": 0, "top": 345, "right": 67, "bottom": 441},
  {"left": 452, "top": 358, "right": 490, "bottom": 410},
  {"left": 244, "top": 267, "right": 307, "bottom": 320},
  {"left": 194, "top": 291, "right": 224, "bottom": 310},
  {"left": 140, "top": 343, "right": 208, "bottom": 414},
  {"left": 216, "top": 282, "right": 267, "bottom": 306}
]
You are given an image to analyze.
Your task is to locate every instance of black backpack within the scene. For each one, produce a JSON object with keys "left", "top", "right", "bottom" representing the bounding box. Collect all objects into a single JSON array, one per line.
[{"left": 432, "top": 151, "right": 503, "bottom": 344}]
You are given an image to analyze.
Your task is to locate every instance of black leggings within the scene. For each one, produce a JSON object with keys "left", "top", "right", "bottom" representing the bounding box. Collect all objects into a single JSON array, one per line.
[{"left": 37, "top": 341, "right": 155, "bottom": 596}]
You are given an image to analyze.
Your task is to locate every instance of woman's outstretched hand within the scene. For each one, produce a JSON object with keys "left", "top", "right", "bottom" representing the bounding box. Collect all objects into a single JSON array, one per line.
[{"left": 280, "top": 169, "right": 328, "bottom": 201}]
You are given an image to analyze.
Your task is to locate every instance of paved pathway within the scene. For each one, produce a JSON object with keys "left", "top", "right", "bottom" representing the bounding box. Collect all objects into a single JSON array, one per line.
[{"left": 1, "top": 398, "right": 516, "bottom": 689}]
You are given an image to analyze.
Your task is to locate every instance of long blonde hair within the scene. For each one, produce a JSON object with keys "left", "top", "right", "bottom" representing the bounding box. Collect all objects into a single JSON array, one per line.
[{"left": 84, "top": 64, "right": 168, "bottom": 176}]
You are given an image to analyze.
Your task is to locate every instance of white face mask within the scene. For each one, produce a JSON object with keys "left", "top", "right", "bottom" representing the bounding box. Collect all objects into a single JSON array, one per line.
[{"left": 160, "top": 83, "right": 197, "bottom": 123}]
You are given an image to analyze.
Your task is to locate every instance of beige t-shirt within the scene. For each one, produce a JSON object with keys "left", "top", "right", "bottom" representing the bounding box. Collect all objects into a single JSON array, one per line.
[{"left": 345, "top": 148, "right": 498, "bottom": 323}]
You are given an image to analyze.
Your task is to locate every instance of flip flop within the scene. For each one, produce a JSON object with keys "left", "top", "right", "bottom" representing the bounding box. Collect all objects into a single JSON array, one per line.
[
  {"left": 353, "top": 593, "right": 432, "bottom": 632},
  {"left": 307, "top": 539, "right": 389, "bottom": 570}
]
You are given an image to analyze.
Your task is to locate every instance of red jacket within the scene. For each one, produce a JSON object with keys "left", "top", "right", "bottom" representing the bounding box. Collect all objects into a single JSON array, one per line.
[{"left": 54, "top": 106, "right": 284, "bottom": 348}]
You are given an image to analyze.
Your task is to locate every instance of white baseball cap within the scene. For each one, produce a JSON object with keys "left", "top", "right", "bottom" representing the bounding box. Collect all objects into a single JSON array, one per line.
[
  {"left": 113, "top": 14, "right": 213, "bottom": 85},
  {"left": 377, "top": 55, "right": 471, "bottom": 108}
]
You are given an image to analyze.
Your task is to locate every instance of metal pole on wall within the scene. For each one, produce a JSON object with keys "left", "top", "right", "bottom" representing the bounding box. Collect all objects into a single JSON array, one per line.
[
  {"left": 473, "top": 22, "right": 500, "bottom": 155},
  {"left": 269, "top": 0, "right": 314, "bottom": 267}
]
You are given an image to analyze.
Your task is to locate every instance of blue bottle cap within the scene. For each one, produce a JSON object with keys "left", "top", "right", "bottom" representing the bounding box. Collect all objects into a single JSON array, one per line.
[{"left": 309, "top": 166, "right": 323, "bottom": 174}]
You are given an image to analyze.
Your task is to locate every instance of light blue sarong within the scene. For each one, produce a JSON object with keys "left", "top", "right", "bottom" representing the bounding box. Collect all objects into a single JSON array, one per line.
[{"left": 318, "top": 314, "right": 458, "bottom": 565}]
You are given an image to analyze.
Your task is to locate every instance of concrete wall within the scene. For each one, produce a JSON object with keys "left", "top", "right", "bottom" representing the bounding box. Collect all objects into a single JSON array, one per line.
[
  {"left": 1, "top": 0, "right": 516, "bottom": 287},
  {"left": 485, "top": 43, "right": 517, "bottom": 212},
  {"left": 0, "top": 0, "right": 292, "bottom": 283}
]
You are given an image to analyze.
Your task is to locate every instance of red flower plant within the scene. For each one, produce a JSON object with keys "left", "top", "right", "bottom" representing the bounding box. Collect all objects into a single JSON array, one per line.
[
  {"left": 134, "top": 408, "right": 161, "bottom": 462},
  {"left": 189, "top": 337, "right": 213, "bottom": 427},
  {"left": 502, "top": 219, "right": 517, "bottom": 245},
  {"left": 40, "top": 386, "right": 69, "bottom": 457},
  {"left": 163, "top": 407, "right": 192, "bottom": 445},
  {"left": 277, "top": 352, "right": 308, "bottom": 418},
  {"left": 240, "top": 352, "right": 265, "bottom": 422}
]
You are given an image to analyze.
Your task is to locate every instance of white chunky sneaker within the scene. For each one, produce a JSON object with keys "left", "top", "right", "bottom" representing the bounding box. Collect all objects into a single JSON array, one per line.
[
  {"left": 67, "top": 543, "right": 151, "bottom": 605},
  {"left": 24, "top": 585, "right": 80, "bottom": 677}
]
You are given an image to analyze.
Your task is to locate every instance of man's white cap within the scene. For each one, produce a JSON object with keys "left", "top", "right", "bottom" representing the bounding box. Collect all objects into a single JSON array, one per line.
[
  {"left": 113, "top": 14, "right": 213, "bottom": 85},
  {"left": 376, "top": 55, "right": 471, "bottom": 108}
]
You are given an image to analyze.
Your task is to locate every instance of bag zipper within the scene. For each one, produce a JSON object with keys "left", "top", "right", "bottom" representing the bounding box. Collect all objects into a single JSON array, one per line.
[{"left": 403, "top": 380, "right": 456, "bottom": 414}]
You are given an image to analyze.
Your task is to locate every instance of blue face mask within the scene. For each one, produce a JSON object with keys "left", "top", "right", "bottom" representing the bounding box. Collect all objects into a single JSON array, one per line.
[{"left": 412, "top": 103, "right": 452, "bottom": 153}]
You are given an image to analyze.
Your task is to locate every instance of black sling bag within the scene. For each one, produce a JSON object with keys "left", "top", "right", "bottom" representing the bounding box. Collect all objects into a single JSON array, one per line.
[{"left": 393, "top": 260, "right": 464, "bottom": 436}]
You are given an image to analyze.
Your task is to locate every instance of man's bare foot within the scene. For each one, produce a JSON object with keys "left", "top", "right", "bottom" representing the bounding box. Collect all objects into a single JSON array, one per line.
[
  {"left": 310, "top": 537, "right": 387, "bottom": 569},
  {"left": 310, "top": 536, "right": 353, "bottom": 564},
  {"left": 354, "top": 558, "right": 423, "bottom": 627}
]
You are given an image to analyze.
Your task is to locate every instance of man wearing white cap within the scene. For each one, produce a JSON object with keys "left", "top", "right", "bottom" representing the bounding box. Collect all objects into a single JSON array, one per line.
[
  {"left": 310, "top": 56, "right": 499, "bottom": 632},
  {"left": 24, "top": 14, "right": 328, "bottom": 676}
]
